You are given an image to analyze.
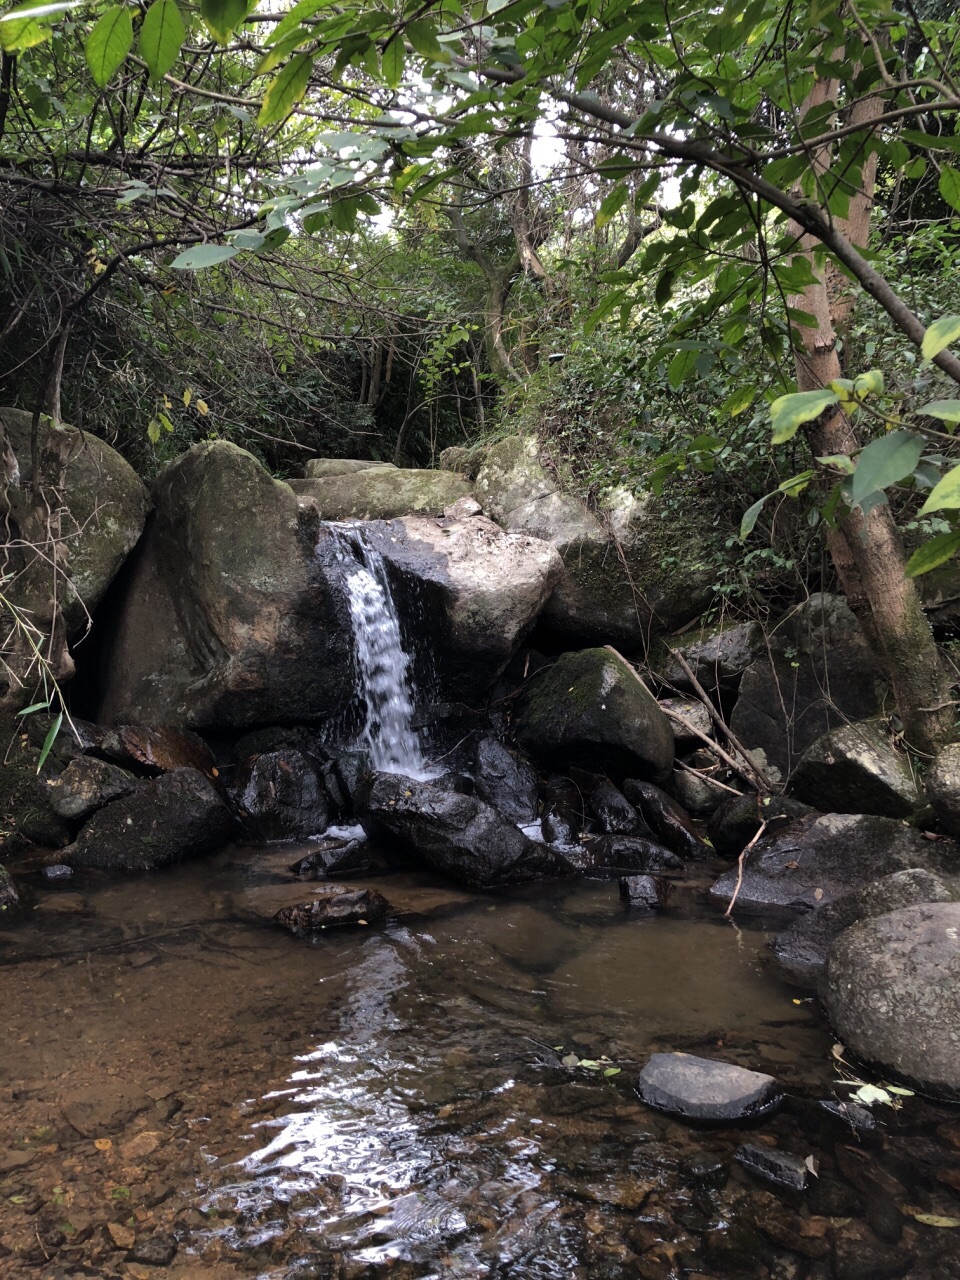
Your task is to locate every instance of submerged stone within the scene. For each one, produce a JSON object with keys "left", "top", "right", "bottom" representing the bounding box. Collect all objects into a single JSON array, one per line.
[
  {"left": 635, "top": 1052, "right": 782, "bottom": 1123},
  {"left": 274, "top": 886, "right": 390, "bottom": 933},
  {"left": 290, "top": 839, "right": 371, "bottom": 879},
  {"left": 735, "top": 1143, "right": 810, "bottom": 1191},
  {"left": 618, "top": 874, "right": 673, "bottom": 908}
]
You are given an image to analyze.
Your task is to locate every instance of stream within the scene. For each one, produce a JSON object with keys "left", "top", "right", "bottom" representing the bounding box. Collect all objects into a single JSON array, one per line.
[{"left": 4, "top": 845, "right": 960, "bottom": 1279}]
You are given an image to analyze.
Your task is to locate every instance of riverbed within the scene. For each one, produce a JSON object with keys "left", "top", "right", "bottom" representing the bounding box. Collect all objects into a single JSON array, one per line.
[{"left": 2, "top": 844, "right": 960, "bottom": 1278}]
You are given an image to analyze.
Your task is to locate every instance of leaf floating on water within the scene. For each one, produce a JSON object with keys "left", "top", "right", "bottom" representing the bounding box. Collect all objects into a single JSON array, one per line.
[{"left": 911, "top": 1213, "right": 960, "bottom": 1228}]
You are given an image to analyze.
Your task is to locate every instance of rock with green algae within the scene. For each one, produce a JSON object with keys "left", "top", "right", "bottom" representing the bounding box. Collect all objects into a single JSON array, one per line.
[
  {"left": 474, "top": 436, "right": 713, "bottom": 646},
  {"left": 303, "top": 458, "right": 397, "bottom": 478},
  {"left": 291, "top": 466, "right": 471, "bottom": 519},
  {"left": 0, "top": 407, "right": 148, "bottom": 634},
  {"left": 516, "top": 647, "right": 675, "bottom": 782}
]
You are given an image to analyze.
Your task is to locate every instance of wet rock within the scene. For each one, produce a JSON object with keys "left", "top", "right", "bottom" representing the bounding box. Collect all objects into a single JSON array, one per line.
[
  {"left": 926, "top": 742, "right": 960, "bottom": 837},
  {"left": 770, "top": 867, "right": 954, "bottom": 986},
  {"left": 588, "top": 777, "right": 644, "bottom": 834},
  {"left": 818, "top": 1099, "right": 877, "bottom": 1132},
  {"left": 98, "top": 440, "right": 356, "bottom": 729},
  {"left": 672, "top": 755, "right": 729, "bottom": 817},
  {"left": 63, "top": 768, "right": 235, "bottom": 872},
  {"left": 735, "top": 1143, "right": 810, "bottom": 1191},
  {"left": 709, "top": 812, "right": 956, "bottom": 914},
  {"left": 517, "top": 648, "right": 674, "bottom": 783},
  {"left": 707, "top": 791, "right": 814, "bottom": 859},
  {"left": 93, "top": 723, "right": 218, "bottom": 775},
  {"left": 129, "top": 1233, "right": 178, "bottom": 1265},
  {"left": 274, "top": 886, "right": 390, "bottom": 932},
  {"left": 40, "top": 756, "right": 138, "bottom": 821},
  {"left": 473, "top": 738, "right": 539, "bottom": 825},
  {"left": 619, "top": 874, "right": 673, "bottom": 908},
  {"left": 0, "top": 863, "right": 22, "bottom": 911},
  {"left": 357, "top": 771, "right": 570, "bottom": 889},
  {"left": 304, "top": 458, "right": 397, "bottom": 478},
  {"left": 290, "top": 838, "right": 371, "bottom": 878},
  {"left": 294, "top": 466, "right": 471, "bottom": 518},
  {"left": 834, "top": 1143, "right": 906, "bottom": 1243},
  {"left": 622, "top": 779, "right": 711, "bottom": 859},
  {"left": 61, "top": 1081, "right": 153, "bottom": 1137},
  {"left": 660, "top": 620, "right": 764, "bottom": 695},
  {"left": 358, "top": 514, "right": 563, "bottom": 700},
  {"left": 42, "top": 863, "right": 73, "bottom": 881},
  {"left": 541, "top": 804, "right": 577, "bottom": 848},
  {"left": 790, "top": 721, "right": 920, "bottom": 819},
  {"left": 822, "top": 902, "right": 960, "bottom": 1099},
  {"left": 579, "top": 836, "right": 684, "bottom": 876},
  {"left": 635, "top": 1052, "right": 782, "bottom": 1123},
  {"left": 0, "top": 736, "right": 72, "bottom": 853},
  {"left": 730, "top": 594, "right": 886, "bottom": 775},
  {"left": 658, "top": 697, "right": 713, "bottom": 751},
  {"left": 233, "top": 749, "right": 331, "bottom": 840}
]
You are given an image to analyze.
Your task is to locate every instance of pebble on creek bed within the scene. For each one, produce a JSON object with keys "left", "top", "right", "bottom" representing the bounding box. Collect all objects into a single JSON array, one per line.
[
  {"left": 735, "top": 1142, "right": 811, "bottom": 1191},
  {"left": 635, "top": 1052, "right": 783, "bottom": 1123},
  {"left": 274, "top": 885, "right": 391, "bottom": 934}
]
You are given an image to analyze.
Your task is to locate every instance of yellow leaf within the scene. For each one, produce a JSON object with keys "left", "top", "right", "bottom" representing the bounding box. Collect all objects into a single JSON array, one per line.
[
  {"left": 163, "top": 394, "right": 171, "bottom": 409},
  {"left": 94, "top": 1138, "right": 113, "bottom": 1151},
  {"left": 196, "top": 399, "right": 209, "bottom": 416},
  {"left": 911, "top": 1213, "right": 960, "bottom": 1228},
  {"left": 182, "top": 388, "right": 192, "bottom": 407}
]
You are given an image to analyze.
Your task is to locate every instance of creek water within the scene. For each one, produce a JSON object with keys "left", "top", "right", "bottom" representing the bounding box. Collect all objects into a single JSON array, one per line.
[{"left": 4, "top": 843, "right": 960, "bottom": 1279}]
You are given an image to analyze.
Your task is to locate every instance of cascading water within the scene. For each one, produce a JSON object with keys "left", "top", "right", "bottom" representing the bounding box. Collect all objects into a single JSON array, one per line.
[{"left": 329, "top": 522, "right": 432, "bottom": 778}]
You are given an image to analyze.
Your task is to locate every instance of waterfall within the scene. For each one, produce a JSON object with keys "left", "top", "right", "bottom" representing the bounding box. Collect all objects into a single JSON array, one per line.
[{"left": 328, "top": 523, "right": 431, "bottom": 778}]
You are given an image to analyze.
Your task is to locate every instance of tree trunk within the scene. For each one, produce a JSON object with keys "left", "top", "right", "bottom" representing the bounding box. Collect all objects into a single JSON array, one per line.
[{"left": 789, "top": 79, "right": 955, "bottom": 756}]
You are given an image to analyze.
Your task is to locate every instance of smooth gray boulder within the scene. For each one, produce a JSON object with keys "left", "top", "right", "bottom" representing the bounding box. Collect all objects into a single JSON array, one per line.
[
  {"left": 588, "top": 777, "right": 644, "bottom": 834},
  {"left": 790, "top": 722, "right": 919, "bottom": 819},
  {"left": 659, "top": 619, "right": 764, "bottom": 695},
  {"left": 672, "top": 755, "right": 728, "bottom": 816},
  {"left": 709, "top": 812, "right": 959, "bottom": 914},
  {"left": 357, "top": 772, "right": 570, "bottom": 889},
  {"left": 730, "top": 594, "right": 886, "bottom": 776},
  {"left": 98, "top": 441, "right": 356, "bottom": 729},
  {"left": 925, "top": 742, "right": 960, "bottom": 837},
  {"left": 822, "top": 902, "right": 960, "bottom": 1099},
  {"left": 475, "top": 437, "right": 712, "bottom": 645},
  {"left": 635, "top": 1052, "right": 782, "bottom": 1122},
  {"left": 659, "top": 697, "right": 713, "bottom": 751},
  {"left": 574, "top": 835, "right": 684, "bottom": 876},
  {"left": 41, "top": 756, "right": 138, "bottom": 821},
  {"left": 293, "top": 467, "right": 471, "bottom": 519},
  {"left": 304, "top": 458, "right": 397, "bottom": 478},
  {"left": 62, "top": 767, "right": 234, "bottom": 872},
  {"left": 357, "top": 514, "right": 563, "bottom": 699},
  {"left": 517, "top": 648, "right": 674, "bottom": 782},
  {"left": 770, "top": 868, "right": 955, "bottom": 987}
]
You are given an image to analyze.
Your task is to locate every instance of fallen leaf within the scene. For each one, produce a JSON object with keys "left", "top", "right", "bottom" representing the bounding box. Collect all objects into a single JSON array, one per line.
[
  {"left": 94, "top": 1138, "right": 113, "bottom": 1152},
  {"left": 911, "top": 1213, "right": 960, "bottom": 1228}
]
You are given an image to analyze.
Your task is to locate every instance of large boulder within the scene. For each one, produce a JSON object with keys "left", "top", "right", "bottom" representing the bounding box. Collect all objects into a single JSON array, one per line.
[
  {"left": 291, "top": 467, "right": 471, "bottom": 519},
  {"left": 357, "top": 771, "right": 569, "bottom": 888},
  {"left": 472, "top": 738, "right": 539, "bottom": 825},
  {"left": 730, "top": 594, "right": 886, "bottom": 776},
  {"left": 97, "top": 441, "right": 356, "bottom": 729},
  {"left": 790, "top": 722, "right": 920, "bottom": 819},
  {"left": 0, "top": 408, "right": 148, "bottom": 635},
  {"left": 822, "top": 903, "right": 960, "bottom": 1099},
  {"left": 62, "top": 767, "right": 234, "bottom": 872},
  {"left": 304, "top": 458, "right": 396, "bottom": 478},
  {"left": 356, "top": 514, "right": 563, "bottom": 699},
  {"left": 925, "top": 742, "right": 960, "bottom": 836},
  {"left": 516, "top": 648, "right": 674, "bottom": 782},
  {"left": 709, "top": 812, "right": 959, "bottom": 914},
  {"left": 233, "top": 749, "right": 331, "bottom": 840},
  {"left": 770, "top": 867, "right": 955, "bottom": 987},
  {"left": 474, "top": 437, "right": 712, "bottom": 646},
  {"left": 658, "top": 619, "right": 764, "bottom": 696},
  {"left": 708, "top": 791, "right": 814, "bottom": 859}
]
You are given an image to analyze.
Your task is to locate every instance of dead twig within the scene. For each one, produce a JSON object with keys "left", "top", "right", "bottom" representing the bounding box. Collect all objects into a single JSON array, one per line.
[
  {"left": 724, "top": 819, "right": 769, "bottom": 918},
  {"left": 674, "top": 757, "right": 743, "bottom": 798}
]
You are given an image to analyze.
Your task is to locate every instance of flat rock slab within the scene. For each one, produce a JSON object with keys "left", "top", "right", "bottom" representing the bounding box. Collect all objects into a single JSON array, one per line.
[
  {"left": 61, "top": 1082, "right": 153, "bottom": 1137},
  {"left": 735, "top": 1143, "right": 810, "bottom": 1191},
  {"left": 274, "top": 886, "right": 391, "bottom": 933},
  {"left": 635, "top": 1052, "right": 782, "bottom": 1123}
]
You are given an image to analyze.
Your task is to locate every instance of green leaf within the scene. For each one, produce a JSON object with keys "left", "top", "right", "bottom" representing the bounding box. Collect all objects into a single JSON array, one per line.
[
  {"left": 918, "top": 462, "right": 960, "bottom": 516},
  {"left": 722, "top": 385, "right": 755, "bottom": 416},
  {"left": 939, "top": 165, "right": 960, "bottom": 214},
  {"left": 740, "top": 494, "right": 768, "bottom": 540},
  {"left": 850, "top": 430, "right": 924, "bottom": 507},
  {"left": 770, "top": 389, "right": 839, "bottom": 444},
  {"left": 406, "top": 18, "right": 444, "bottom": 59},
  {"left": 905, "top": 531, "right": 960, "bottom": 577},
  {"left": 139, "top": 0, "right": 185, "bottom": 81},
  {"left": 595, "top": 182, "right": 629, "bottom": 230},
  {"left": 170, "top": 243, "right": 239, "bottom": 270},
  {"left": 85, "top": 6, "right": 133, "bottom": 86},
  {"left": 853, "top": 368, "right": 883, "bottom": 397},
  {"left": 16, "top": 700, "right": 51, "bottom": 716},
  {"left": 921, "top": 399, "right": 960, "bottom": 425},
  {"left": 0, "top": 0, "right": 78, "bottom": 51},
  {"left": 667, "top": 347, "right": 698, "bottom": 389},
  {"left": 258, "top": 52, "right": 312, "bottom": 126},
  {"left": 147, "top": 418, "right": 161, "bottom": 442},
  {"left": 816, "top": 453, "right": 856, "bottom": 474},
  {"left": 381, "top": 34, "right": 403, "bottom": 88},
  {"left": 36, "top": 711, "right": 62, "bottom": 773},
  {"left": 269, "top": 0, "right": 331, "bottom": 44},
  {"left": 922, "top": 316, "right": 960, "bottom": 361},
  {"left": 200, "top": 0, "right": 247, "bottom": 45},
  {"left": 778, "top": 469, "right": 815, "bottom": 497}
]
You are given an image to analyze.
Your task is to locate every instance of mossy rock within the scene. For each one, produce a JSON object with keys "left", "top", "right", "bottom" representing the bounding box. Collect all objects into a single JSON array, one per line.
[
  {"left": 516, "top": 647, "right": 675, "bottom": 782},
  {"left": 293, "top": 468, "right": 472, "bottom": 519}
]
